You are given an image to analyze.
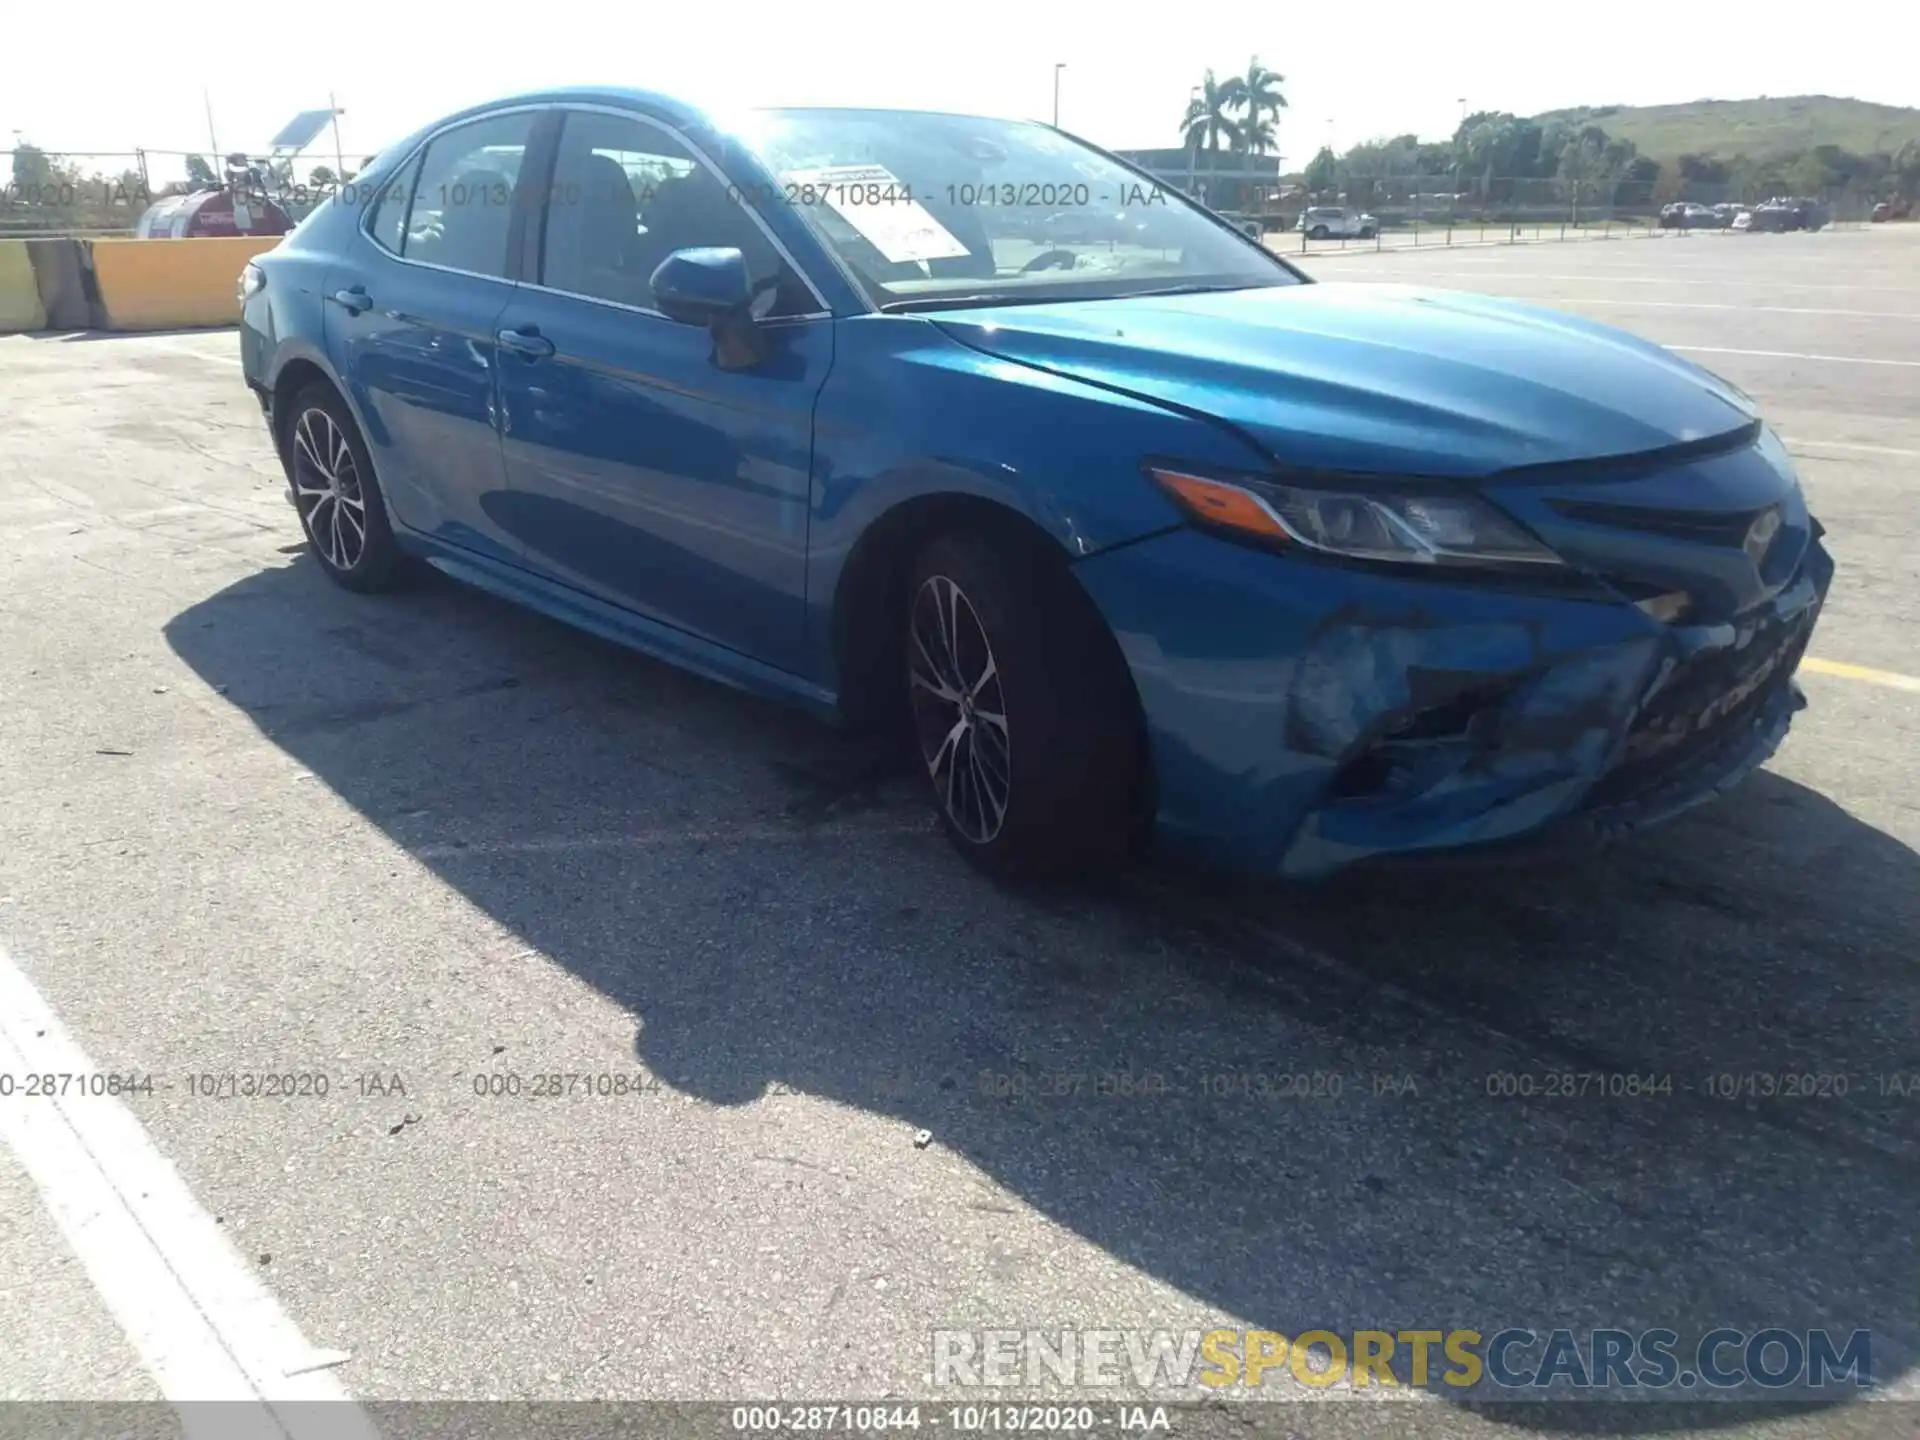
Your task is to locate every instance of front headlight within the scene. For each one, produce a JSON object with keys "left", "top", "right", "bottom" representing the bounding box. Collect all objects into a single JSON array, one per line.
[{"left": 1149, "top": 466, "right": 1563, "bottom": 569}]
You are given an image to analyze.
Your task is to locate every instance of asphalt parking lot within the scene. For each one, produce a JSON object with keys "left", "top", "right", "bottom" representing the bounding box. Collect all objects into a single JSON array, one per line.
[{"left": 2, "top": 225, "right": 1918, "bottom": 1439}]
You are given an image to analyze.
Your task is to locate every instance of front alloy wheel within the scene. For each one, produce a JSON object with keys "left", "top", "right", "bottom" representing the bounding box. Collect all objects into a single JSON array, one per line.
[
  {"left": 902, "top": 531, "right": 1145, "bottom": 879},
  {"left": 909, "top": 574, "right": 1011, "bottom": 845}
]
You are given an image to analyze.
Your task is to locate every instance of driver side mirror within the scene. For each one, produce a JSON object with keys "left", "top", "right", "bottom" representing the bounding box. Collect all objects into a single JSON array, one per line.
[{"left": 650, "top": 246, "right": 767, "bottom": 369}]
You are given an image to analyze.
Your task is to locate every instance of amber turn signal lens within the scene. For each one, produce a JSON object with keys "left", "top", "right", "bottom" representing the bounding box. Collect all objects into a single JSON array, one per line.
[{"left": 1150, "top": 469, "right": 1291, "bottom": 542}]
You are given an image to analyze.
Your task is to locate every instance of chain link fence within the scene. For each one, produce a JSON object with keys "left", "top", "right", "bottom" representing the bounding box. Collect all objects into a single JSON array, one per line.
[
  {"left": 9, "top": 146, "right": 1903, "bottom": 248},
  {"left": 3, "top": 149, "right": 365, "bottom": 237},
  {"left": 1258, "top": 173, "right": 1889, "bottom": 251}
]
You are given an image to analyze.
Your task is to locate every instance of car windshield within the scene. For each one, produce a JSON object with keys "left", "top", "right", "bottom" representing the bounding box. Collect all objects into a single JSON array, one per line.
[{"left": 723, "top": 108, "right": 1300, "bottom": 311}]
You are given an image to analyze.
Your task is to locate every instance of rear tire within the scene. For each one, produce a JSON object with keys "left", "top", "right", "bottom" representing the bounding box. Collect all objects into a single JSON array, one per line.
[
  {"left": 278, "top": 383, "right": 404, "bottom": 593},
  {"left": 1309, "top": 225, "right": 1330, "bottom": 239},
  {"left": 904, "top": 530, "right": 1145, "bottom": 880}
]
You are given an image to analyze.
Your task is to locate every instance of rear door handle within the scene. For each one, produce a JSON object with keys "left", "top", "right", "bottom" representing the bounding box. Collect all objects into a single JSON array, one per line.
[
  {"left": 327, "top": 286, "right": 373, "bottom": 315},
  {"left": 496, "top": 326, "right": 554, "bottom": 359}
]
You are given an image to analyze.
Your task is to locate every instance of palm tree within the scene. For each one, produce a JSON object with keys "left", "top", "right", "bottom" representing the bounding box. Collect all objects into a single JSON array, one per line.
[
  {"left": 1179, "top": 70, "right": 1240, "bottom": 155},
  {"left": 1236, "top": 56, "right": 1287, "bottom": 154},
  {"left": 1235, "top": 116, "right": 1277, "bottom": 156}
]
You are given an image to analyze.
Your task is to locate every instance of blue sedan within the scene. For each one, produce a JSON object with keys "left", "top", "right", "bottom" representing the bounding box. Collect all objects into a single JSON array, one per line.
[{"left": 238, "top": 89, "right": 1831, "bottom": 880}]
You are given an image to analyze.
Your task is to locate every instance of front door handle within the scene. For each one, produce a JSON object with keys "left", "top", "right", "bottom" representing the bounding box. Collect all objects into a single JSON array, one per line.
[
  {"left": 327, "top": 286, "right": 373, "bottom": 315},
  {"left": 496, "top": 326, "right": 554, "bottom": 359}
]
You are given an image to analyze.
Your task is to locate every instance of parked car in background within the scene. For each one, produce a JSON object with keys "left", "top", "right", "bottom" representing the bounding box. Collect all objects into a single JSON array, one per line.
[
  {"left": 1786, "top": 197, "right": 1830, "bottom": 231},
  {"left": 1039, "top": 208, "right": 1151, "bottom": 246},
  {"left": 1870, "top": 198, "right": 1911, "bottom": 222},
  {"left": 1730, "top": 208, "right": 1755, "bottom": 232},
  {"left": 1711, "top": 203, "right": 1741, "bottom": 227},
  {"left": 237, "top": 88, "right": 1832, "bottom": 881},
  {"left": 1659, "top": 203, "right": 1717, "bottom": 229},
  {"left": 1748, "top": 197, "right": 1829, "bottom": 233},
  {"left": 1295, "top": 205, "right": 1377, "bottom": 239}
]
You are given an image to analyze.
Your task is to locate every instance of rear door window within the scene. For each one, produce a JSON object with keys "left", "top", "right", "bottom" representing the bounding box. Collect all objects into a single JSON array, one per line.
[
  {"left": 403, "top": 112, "right": 538, "bottom": 278},
  {"left": 364, "top": 154, "right": 423, "bottom": 256}
]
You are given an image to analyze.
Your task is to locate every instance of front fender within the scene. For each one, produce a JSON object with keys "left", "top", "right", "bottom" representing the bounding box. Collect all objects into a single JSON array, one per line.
[{"left": 804, "top": 313, "right": 1268, "bottom": 676}]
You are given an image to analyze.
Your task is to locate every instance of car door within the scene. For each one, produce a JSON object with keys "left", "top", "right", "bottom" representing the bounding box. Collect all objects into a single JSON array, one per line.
[
  {"left": 326, "top": 108, "right": 544, "bottom": 567},
  {"left": 490, "top": 106, "right": 834, "bottom": 672}
]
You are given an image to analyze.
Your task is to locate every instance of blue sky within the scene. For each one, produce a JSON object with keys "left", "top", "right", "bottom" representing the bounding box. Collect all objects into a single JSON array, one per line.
[{"left": 6, "top": 0, "right": 1915, "bottom": 179}]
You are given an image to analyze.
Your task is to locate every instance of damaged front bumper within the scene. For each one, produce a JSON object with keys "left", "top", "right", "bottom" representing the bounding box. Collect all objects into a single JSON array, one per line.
[{"left": 1073, "top": 527, "right": 1833, "bottom": 879}]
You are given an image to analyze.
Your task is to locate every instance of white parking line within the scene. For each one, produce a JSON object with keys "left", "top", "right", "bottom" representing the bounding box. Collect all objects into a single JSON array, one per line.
[
  {"left": 1782, "top": 438, "right": 1920, "bottom": 459},
  {"left": 1668, "top": 345, "right": 1920, "bottom": 368},
  {"left": 0, "top": 940, "right": 380, "bottom": 1439},
  {"left": 1561, "top": 299, "right": 1920, "bottom": 319},
  {"left": 1309, "top": 266, "right": 1907, "bottom": 294},
  {"left": 138, "top": 340, "right": 243, "bottom": 367}
]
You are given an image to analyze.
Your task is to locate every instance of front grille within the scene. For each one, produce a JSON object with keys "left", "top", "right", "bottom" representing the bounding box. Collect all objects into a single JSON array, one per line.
[
  {"left": 1549, "top": 497, "right": 1772, "bottom": 548},
  {"left": 1583, "top": 605, "right": 1813, "bottom": 808}
]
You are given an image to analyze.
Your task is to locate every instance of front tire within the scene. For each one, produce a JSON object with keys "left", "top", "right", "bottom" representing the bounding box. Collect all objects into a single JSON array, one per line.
[
  {"left": 279, "top": 384, "right": 404, "bottom": 592},
  {"left": 905, "top": 531, "right": 1144, "bottom": 880}
]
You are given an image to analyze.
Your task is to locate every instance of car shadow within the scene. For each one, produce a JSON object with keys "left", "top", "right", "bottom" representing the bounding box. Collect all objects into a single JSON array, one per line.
[{"left": 163, "top": 553, "right": 1919, "bottom": 1425}]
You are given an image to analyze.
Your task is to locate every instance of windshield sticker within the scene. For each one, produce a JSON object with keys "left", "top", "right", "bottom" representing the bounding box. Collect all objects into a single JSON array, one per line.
[{"left": 782, "top": 164, "right": 971, "bottom": 264}]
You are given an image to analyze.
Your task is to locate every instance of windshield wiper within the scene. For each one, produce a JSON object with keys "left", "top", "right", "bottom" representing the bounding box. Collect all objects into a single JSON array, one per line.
[
  {"left": 1116, "top": 283, "right": 1254, "bottom": 298},
  {"left": 877, "top": 292, "right": 1080, "bottom": 314},
  {"left": 878, "top": 281, "right": 1267, "bottom": 315}
]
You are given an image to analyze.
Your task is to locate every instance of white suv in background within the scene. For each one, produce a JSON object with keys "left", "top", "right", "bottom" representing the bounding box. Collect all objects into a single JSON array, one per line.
[{"left": 1295, "top": 205, "right": 1378, "bottom": 239}]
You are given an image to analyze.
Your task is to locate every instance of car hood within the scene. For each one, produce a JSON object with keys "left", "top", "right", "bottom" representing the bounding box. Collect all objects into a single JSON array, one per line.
[{"left": 931, "top": 283, "right": 1755, "bottom": 479}]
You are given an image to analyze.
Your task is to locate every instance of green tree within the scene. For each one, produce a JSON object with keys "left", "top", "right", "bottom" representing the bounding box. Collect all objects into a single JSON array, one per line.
[
  {"left": 1676, "top": 153, "right": 1730, "bottom": 187},
  {"left": 184, "top": 154, "right": 218, "bottom": 188},
  {"left": 1180, "top": 70, "right": 1240, "bottom": 155},
  {"left": 1303, "top": 146, "right": 1336, "bottom": 193},
  {"left": 10, "top": 142, "right": 54, "bottom": 189},
  {"left": 1616, "top": 155, "right": 1661, "bottom": 207},
  {"left": 308, "top": 165, "right": 337, "bottom": 188},
  {"left": 1785, "top": 152, "right": 1828, "bottom": 196},
  {"left": 1457, "top": 113, "right": 1539, "bottom": 199},
  {"left": 1895, "top": 138, "right": 1920, "bottom": 198}
]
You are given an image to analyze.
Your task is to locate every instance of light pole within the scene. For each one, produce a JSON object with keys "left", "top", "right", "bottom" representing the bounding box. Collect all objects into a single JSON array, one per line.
[
  {"left": 1452, "top": 97, "right": 1467, "bottom": 221},
  {"left": 328, "top": 93, "right": 347, "bottom": 187},
  {"left": 1186, "top": 84, "right": 1201, "bottom": 200},
  {"left": 1052, "top": 64, "right": 1066, "bottom": 127}
]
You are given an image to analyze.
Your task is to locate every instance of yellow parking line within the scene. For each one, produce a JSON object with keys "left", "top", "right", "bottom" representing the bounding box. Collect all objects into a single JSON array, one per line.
[{"left": 1801, "top": 657, "right": 1920, "bottom": 694}]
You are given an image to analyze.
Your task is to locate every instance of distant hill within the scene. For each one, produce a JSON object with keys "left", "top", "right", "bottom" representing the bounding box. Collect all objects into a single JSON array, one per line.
[{"left": 1531, "top": 96, "right": 1920, "bottom": 162}]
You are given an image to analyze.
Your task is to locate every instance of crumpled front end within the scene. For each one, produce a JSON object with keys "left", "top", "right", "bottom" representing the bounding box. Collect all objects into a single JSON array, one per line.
[{"left": 1072, "top": 523, "right": 1832, "bottom": 880}]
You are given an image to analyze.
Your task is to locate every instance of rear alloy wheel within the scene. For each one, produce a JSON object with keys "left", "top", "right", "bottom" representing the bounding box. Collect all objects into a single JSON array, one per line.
[
  {"left": 906, "top": 531, "right": 1144, "bottom": 879},
  {"left": 283, "top": 384, "right": 403, "bottom": 592},
  {"left": 1310, "top": 224, "right": 1330, "bottom": 239}
]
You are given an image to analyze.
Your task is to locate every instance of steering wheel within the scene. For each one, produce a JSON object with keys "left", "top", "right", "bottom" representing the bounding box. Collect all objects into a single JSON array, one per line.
[{"left": 1019, "top": 248, "right": 1078, "bottom": 274}]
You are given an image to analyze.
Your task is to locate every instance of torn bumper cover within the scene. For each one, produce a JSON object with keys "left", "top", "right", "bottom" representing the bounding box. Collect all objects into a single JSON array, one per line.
[{"left": 1073, "top": 527, "right": 1833, "bottom": 879}]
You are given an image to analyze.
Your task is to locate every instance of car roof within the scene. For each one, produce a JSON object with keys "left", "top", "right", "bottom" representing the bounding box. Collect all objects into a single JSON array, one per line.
[{"left": 408, "top": 88, "right": 1047, "bottom": 136}]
